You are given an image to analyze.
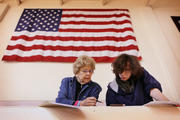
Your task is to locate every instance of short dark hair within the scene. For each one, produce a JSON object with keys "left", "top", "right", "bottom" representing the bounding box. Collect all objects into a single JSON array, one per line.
[{"left": 112, "top": 54, "right": 143, "bottom": 79}]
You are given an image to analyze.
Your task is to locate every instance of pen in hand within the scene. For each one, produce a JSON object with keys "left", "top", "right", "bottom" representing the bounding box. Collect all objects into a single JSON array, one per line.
[{"left": 96, "top": 100, "right": 103, "bottom": 103}]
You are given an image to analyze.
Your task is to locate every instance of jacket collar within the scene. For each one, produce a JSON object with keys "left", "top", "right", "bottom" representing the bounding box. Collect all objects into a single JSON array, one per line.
[
  {"left": 71, "top": 76, "right": 92, "bottom": 98},
  {"left": 71, "top": 76, "right": 92, "bottom": 93},
  {"left": 109, "top": 79, "right": 118, "bottom": 93}
]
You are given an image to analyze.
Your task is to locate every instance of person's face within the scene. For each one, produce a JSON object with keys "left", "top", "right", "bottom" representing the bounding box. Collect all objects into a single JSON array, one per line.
[
  {"left": 76, "top": 66, "right": 93, "bottom": 85},
  {"left": 118, "top": 68, "right": 132, "bottom": 81}
]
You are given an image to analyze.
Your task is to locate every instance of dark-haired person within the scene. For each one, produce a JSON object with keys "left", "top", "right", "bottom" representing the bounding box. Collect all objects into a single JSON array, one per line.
[
  {"left": 106, "top": 54, "right": 169, "bottom": 106},
  {"left": 56, "top": 55, "right": 102, "bottom": 106}
]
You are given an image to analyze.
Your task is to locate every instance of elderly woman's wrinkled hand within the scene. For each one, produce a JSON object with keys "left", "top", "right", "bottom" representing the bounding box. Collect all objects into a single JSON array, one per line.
[{"left": 80, "top": 97, "right": 97, "bottom": 106}]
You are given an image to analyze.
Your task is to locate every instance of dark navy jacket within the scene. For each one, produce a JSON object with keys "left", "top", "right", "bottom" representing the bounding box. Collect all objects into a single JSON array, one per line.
[
  {"left": 56, "top": 76, "right": 102, "bottom": 105},
  {"left": 106, "top": 69, "right": 162, "bottom": 106}
]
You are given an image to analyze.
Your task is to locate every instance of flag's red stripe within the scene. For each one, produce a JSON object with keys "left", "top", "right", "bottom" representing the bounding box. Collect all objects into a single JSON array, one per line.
[
  {"left": 2, "top": 55, "right": 141, "bottom": 63},
  {"left": 2, "top": 9, "right": 142, "bottom": 62},
  {"left": 11, "top": 35, "right": 136, "bottom": 42},
  {"left": 59, "top": 20, "right": 132, "bottom": 25},
  {"left": 61, "top": 14, "right": 130, "bottom": 18},
  {"left": 62, "top": 9, "right": 129, "bottom": 12},
  {"left": 6, "top": 44, "right": 139, "bottom": 51},
  {"left": 58, "top": 28, "right": 134, "bottom": 32}
]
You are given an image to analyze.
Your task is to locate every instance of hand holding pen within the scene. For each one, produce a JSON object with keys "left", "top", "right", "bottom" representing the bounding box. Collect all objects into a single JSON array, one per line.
[
  {"left": 80, "top": 97, "right": 97, "bottom": 106},
  {"left": 96, "top": 99, "right": 103, "bottom": 103}
]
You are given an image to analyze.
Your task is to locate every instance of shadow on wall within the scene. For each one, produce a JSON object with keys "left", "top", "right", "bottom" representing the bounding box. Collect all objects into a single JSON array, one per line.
[{"left": 0, "top": 3, "right": 9, "bottom": 22}]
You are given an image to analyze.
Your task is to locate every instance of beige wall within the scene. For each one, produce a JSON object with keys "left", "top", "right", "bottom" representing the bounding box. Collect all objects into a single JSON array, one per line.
[
  {"left": 153, "top": 7, "right": 180, "bottom": 99},
  {"left": 0, "top": 0, "right": 179, "bottom": 101}
]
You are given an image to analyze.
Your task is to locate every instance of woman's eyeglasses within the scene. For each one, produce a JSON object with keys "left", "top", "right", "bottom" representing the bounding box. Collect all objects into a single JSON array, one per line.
[{"left": 81, "top": 70, "right": 93, "bottom": 74}]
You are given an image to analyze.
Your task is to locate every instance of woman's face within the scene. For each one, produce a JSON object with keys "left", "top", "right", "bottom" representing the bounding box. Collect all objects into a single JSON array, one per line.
[
  {"left": 76, "top": 66, "right": 93, "bottom": 85},
  {"left": 119, "top": 69, "right": 132, "bottom": 81}
]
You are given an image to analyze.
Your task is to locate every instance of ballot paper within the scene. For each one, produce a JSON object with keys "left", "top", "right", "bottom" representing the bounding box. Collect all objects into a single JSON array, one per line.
[
  {"left": 39, "top": 101, "right": 79, "bottom": 109},
  {"left": 145, "top": 101, "right": 180, "bottom": 107}
]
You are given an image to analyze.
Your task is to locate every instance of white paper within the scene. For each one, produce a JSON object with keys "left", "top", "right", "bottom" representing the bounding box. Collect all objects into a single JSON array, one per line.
[
  {"left": 145, "top": 101, "right": 180, "bottom": 107},
  {"left": 39, "top": 101, "right": 80, "bottom": 109}
]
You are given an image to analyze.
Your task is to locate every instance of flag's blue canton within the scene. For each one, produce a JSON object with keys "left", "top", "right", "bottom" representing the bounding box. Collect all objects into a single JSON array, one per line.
[{"left": 15, "top": 9, "right": 62, "bottom": 32}]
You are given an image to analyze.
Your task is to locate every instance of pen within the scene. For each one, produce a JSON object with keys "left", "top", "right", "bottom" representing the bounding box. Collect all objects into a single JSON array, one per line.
[{"left": 96, "top": 100, "right": 102, "bottom": 103}]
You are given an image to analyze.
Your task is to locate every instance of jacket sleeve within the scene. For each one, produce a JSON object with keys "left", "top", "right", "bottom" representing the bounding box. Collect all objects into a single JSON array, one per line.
[
  {"left": 106, "top": 88, "right": 117, "bottom": 106},
  {"left": 89, "top": 84, "right": 102, "bottom": 99},
  {"left": 55, "top": 78, "right": 75, "bottom": 105},
  {"left": 143, "top": 69, "right": 162, "bottom": 96}
]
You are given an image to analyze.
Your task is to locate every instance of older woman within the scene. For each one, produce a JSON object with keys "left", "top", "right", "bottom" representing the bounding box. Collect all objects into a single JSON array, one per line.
[
  {"left": 56, "top": 55, "right": 102, "bottom": 106},
  {"left": 106, "top": 54, "right": 169, "bottom": 106}
]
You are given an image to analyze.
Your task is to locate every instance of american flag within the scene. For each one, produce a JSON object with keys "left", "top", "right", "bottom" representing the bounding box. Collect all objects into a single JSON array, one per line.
[{"left": 2, "top": 9, "right": 141, "bottom": 62}]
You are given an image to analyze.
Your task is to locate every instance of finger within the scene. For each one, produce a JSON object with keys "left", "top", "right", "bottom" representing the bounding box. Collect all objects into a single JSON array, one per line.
[
  {"left": 86, "top": 100, "right": 97, "bottom": 105},
  {"left": 87, "top": 98, "right": 96, "bottom": 102},
  {"left": 86, "top": 102, "right": 96, "bottom": 106},
  {"left": 87, "top": 97, "right": 96, "bottom": 100}
]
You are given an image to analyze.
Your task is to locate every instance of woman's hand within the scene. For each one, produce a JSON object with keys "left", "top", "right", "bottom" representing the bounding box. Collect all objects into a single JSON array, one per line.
[
  {"left": 150, "top": 88, "right": 169, "bottom": 101},
  {"left": 80, "top": 97, "right": 97, "bottom": 106}
]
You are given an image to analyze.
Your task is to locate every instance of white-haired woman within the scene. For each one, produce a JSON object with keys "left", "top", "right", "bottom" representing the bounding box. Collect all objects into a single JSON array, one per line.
[{"left": 56, "top": 55, "right": 102, "bottom": 106}]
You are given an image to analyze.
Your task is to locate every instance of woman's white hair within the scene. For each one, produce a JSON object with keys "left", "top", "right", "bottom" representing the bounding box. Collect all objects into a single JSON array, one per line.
[{"left": 73, "top": 55, "right": 96, "bottom": 74}]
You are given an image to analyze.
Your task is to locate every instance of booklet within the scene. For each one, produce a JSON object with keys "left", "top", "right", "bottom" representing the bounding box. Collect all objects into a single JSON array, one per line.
[
  {"left": 145, "top": 101, "right": 180, "bottom": 107},
  {"left": 39, "top": 101, "right": 80, "bottom": 109}
]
